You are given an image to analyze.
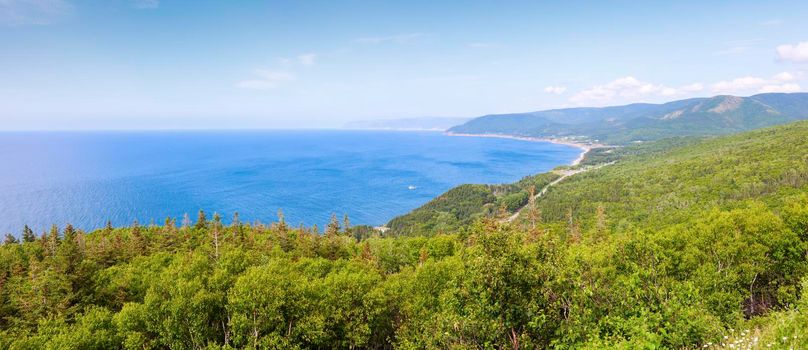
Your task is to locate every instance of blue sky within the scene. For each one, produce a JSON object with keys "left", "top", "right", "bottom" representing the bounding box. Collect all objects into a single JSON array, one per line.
[{"left": 1, "top": 0, "right": 807, "bottom": 130}]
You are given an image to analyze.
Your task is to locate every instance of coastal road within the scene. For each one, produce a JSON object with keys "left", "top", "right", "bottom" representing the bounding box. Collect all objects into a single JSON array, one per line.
[{"left": 502, "top": 161, "right": 616, "bottom": 223}]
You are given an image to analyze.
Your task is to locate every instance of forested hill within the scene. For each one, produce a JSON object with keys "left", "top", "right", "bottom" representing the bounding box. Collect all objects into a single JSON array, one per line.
[
  {"left": 390, "top": 120, "right": 808, "bottom": 237},
  {"left": 448, "top": 92, "right": 808, "bottom": 144},
  {"left": 0, "top": 122, "right": 807, "bottom": 349}
]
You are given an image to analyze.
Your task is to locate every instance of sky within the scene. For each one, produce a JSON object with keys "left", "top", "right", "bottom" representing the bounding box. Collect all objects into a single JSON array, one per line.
[{"left": 1, "top": 0, "right": 807, "bottom": 130}]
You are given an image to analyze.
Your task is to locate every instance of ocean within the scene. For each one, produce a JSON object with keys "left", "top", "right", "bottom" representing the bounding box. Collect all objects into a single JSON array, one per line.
[{"left": 0, "top": 130, "right": 580, "bottom": 235}]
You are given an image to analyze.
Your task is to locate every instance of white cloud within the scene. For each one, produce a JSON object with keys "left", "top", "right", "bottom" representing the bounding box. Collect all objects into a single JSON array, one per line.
[
  {"left": 569, "top": 71, "right": 805, "bottom": 106},
  {"left": 297, "top": 53, "right": 316, "bottom": 66},
  {"left": 132, "top": 0, "right": 159, "bottom": 9},
  {"left": 569, "top": 77, "right": 702, "bottom": 104},
  {"left": 777, "top": 41, "right": 808, "bottom": 63},
  {"left": 354, "top": 33, "right": 425, "bottom": 44},
  {"left": 711, "top": 76, "right": 767, "bottom": 94},
  {"left": 759, "top": 83, "right": 801, "bottom": 93},
  {"left": 236, "top": 70, "right": 295, "bottom": 90},
  {"left": 0, "top": 0, "right": 71, "bottom": 25},
  {"left": 772, "top": 71, "right": 796, "bottom": 82},
  {"left": 711, "top": 72, "right": 804, "bottom": 94},
  {"left": 544, "top": 86, "right": 567, "bottom": 94}
]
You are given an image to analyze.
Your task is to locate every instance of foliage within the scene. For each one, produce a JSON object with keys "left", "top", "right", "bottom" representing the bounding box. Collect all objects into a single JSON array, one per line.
[
  {"left": 1, "top": 121, "right": 807, "bottom": 349},
  {"left": 387, "top": 172, "right": 558, "bottom": 236}
]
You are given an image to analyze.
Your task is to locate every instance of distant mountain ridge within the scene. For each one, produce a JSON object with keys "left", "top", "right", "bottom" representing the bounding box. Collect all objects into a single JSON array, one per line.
[
  {"left": 448, "top": 92, "right": 808, "bottom": 144},
  {"left": 343, "top": 117, "right": 470, "bottom": 131}
]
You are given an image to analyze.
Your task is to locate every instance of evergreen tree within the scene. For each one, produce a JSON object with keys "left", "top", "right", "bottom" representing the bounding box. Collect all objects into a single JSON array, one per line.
[
  {"left": 232, "top": 211, "right": 241, "bottom": 228},
  {"left": 342, "top": 214, "right": 351, "bottom": 237},
  {"left": 326, "top": 213, "right": 340, "bottom": 237},
  {"left": 163, "top": 216, "right": 176, "bottom": 234},
  {"left": 211, "top": 213, "right": 222, "bottom": 259},
  {"left": 131, "top": 219, "right": 145, "bottom": 256},
  {"left": 195, "top": 210, "right": 208, "bottom": 230},
  {"left": 22, "top": 224, "right": 36, "bottom": 243},
  {"left": 231, "top": 212, "right": 242, "bottom": 241},
  {"left": 47, "top": 225, "right": 60, "bottom": 257},
  {"left": 276, "top": 209, "right": 288, "bottom": 232},
  {"left": 56, "top": 223, "right": 82, "bottom": 273},
  {"left": 4, "top": 233, "right": 18, "bottom": 245},
  {"left": 63, "top": 223, "right": 77, "bottom": 243}
]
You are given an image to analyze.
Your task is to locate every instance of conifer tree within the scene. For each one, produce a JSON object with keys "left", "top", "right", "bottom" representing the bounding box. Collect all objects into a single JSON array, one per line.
[
  {"left": 212, "top": 213, "right": 222, "bottom": 259},
  {"left": 164, "top": 217, "right": 176, "bottom": 233},
  {"left": 57, "top": 223, "right": 82, "bottom": 273},
  {"left": 342, "top": 214, "right": 351, "bottom": 237},
  {"left": 22, "top": 225, "right": 35, "bottom": 243},
  {"left": 276, "top": 209, "right": 288, "bottom": 232},
  {"left": 63, "top": 223, "right": 77, "bottom": 242},
  {"left": 195, "top": 210, "right": 208, "bottom": 230},
  {"left": 231, "top": 212, "right": 242, "bottom": 241},
  {"left": 361, "top": 241, "right": 374, "bottom": 261},
  {"left": 232, "top": 211, "right": 240, "bottom": 228},
  {"left": 3, "top": 233, "right": 18, "bottom": 245},
  {"left": 131, "top": 219, "right": 145, "bottom": 256},
  {"left": 326, "top": 213, "right": 340, "bottom": 237},
  {"left": 47, "top": 225, "right": 60, "bottom": 257}
]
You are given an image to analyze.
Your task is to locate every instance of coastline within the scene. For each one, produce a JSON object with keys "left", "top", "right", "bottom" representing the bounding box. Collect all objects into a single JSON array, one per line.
[{"left": 445, "top": 132, "right": 599, "bottom": 166}]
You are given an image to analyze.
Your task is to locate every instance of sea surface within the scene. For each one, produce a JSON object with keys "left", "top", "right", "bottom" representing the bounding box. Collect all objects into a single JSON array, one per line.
[{"left": 0, "top": 130, "right": 580, "bottom": 235}]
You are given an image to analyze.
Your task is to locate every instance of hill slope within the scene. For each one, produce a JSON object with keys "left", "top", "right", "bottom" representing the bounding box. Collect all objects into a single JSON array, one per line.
[
  {"left": 393, "top": 121, "right": 808, "bottom": 237},
  {"left": 449, "top": 92, "right": 808, "bottom": 144},
  {"left": 1, "top": 122, "right": 807, "bottom": 349}
]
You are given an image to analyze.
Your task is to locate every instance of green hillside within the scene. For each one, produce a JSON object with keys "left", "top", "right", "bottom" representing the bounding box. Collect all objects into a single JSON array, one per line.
[
  {"left": 387, "top": 172, "right": 559, "bottom": 236},
  {"left": 448, "top": 92, "right": 808, "bottom": 144},
  {"left": 1, "top": 122, "right": 807, "bottom": 349}
]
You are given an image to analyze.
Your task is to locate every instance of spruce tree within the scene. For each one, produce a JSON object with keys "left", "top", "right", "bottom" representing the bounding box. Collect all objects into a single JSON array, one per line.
[
  {"left": 195, "top": 210, "right": 208, "bottom": 230},
  {"left": 63, "top": 223, "right": 77, "bottom": 242},
  {"left": 47, "top": 225, "right": 60, "bottom": 257},
  {"left": 4, "top": 233, "right": 18, "bottom": 245},
  {"left": 342, "top": 214, "right": 351, "bottom": 237},
  {"left": 276, "top": 209, "right": 288, "bottom": 232},
  {"left": 131, "top": 219, "right": 145, "bottom": 256},
  {"left": 57, "top": 223, "right": 82, "bottom": 273},
  {"left": 22, "top": 225, "right": 35, "bottom": 243},
  {"left": 211, "top": 213, "right": 222, "bottom": 259},
  {"left": 326, "top": 213, "right": 340, "bottom": 237}
]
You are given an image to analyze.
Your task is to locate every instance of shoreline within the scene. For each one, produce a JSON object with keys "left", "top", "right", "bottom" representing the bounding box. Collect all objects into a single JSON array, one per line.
[{"left": 445, "top": 132, "right": 601, "bottom": 166}]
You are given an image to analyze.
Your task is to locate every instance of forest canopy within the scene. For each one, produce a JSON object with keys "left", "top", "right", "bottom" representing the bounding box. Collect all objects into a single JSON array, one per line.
[{"left": 1, "top": 121, "right": 808, "bottom": 349}]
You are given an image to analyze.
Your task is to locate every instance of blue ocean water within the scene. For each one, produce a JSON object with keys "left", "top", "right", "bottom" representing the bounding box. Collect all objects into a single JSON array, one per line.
[{"left": 0, "top": 130, "right": 580, "bottom": 235}]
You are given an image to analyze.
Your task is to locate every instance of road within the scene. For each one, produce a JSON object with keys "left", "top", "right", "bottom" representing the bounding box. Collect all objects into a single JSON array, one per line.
[{"left": 502, "top": 161, "right": 616, "bottom": 223}]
